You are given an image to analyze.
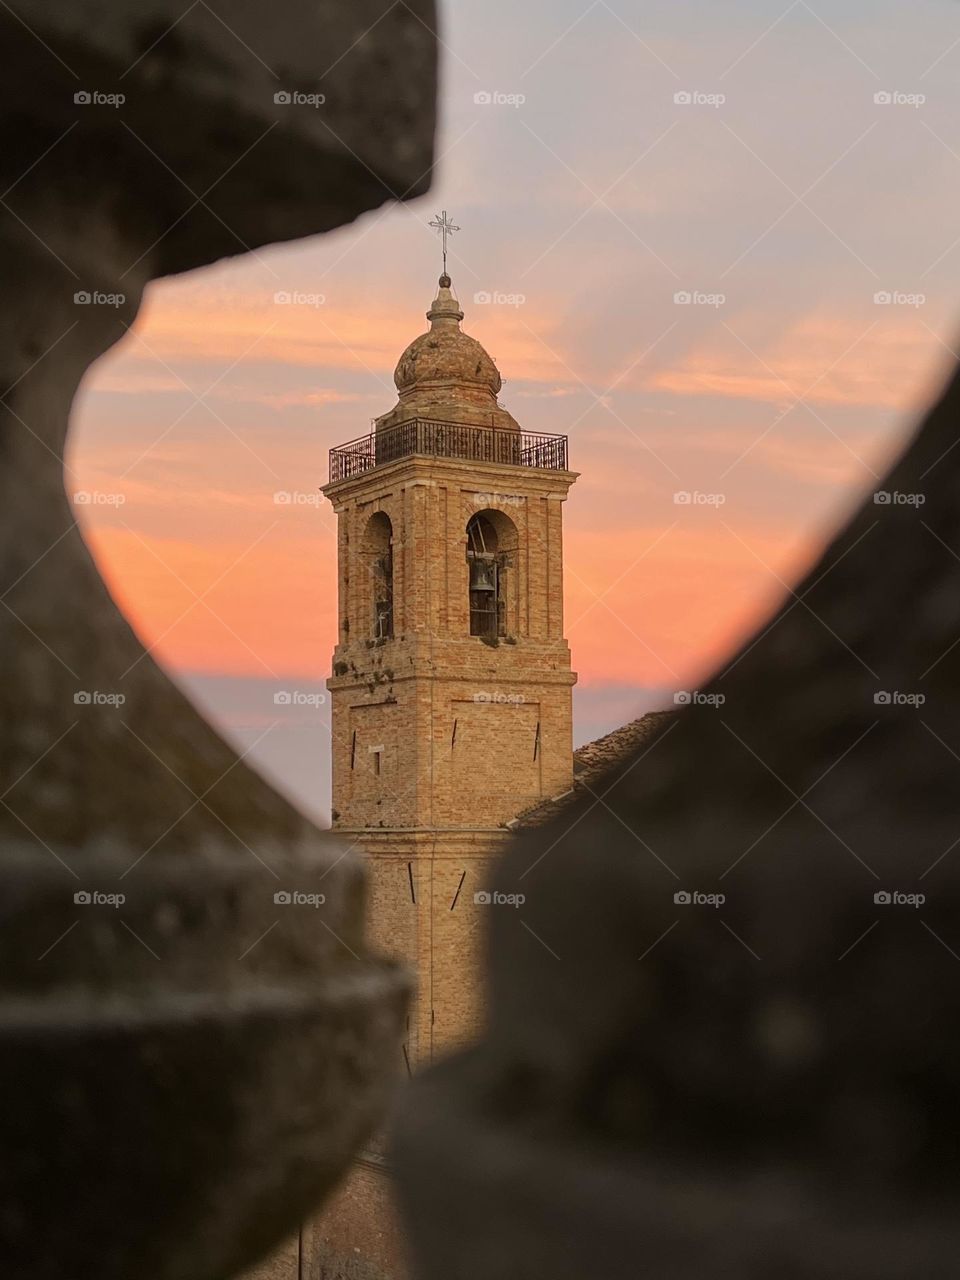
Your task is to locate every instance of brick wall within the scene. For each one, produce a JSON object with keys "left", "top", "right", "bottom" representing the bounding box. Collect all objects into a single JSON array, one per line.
[
  {"left": 243, "top": 450, "right": 577, "bottom": 1280},
  {"left": 327, "top": 456, "right": 577, "bottom": 831}
]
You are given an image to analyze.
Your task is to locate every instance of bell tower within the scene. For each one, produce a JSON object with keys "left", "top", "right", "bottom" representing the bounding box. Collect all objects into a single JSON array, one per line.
[
  {"left": 316, "top": 269, "right": 576, "bottom": 1276},
  {"left": 324, "top": 270, "right": 577, "bottom": 1041},
  {"left": 324, "top": 274, "right": 577, "bottom": 846}
]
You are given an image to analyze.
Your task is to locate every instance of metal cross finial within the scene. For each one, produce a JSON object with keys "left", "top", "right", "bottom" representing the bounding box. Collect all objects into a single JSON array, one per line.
[{"left": 429, "top": 209, "right": 461, "bottom": 274}]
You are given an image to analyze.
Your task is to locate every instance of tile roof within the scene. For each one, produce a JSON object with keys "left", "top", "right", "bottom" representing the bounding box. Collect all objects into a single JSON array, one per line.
[{"left": 510, "top": 710, "right": 677, "bottom": 829}]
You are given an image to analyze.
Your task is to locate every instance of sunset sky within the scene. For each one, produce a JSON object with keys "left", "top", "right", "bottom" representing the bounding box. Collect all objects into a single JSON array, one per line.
[{"left": 70, "top": 0, "right": 960, "bottom": 822}]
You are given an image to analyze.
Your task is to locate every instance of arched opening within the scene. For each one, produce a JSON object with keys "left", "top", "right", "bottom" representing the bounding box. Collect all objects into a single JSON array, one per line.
[
  {"left": 466, "top": 509, "right": 518, "bottom": 639},
  {"left": 362, "top": 511, "right": 394, "bottom": 640}
]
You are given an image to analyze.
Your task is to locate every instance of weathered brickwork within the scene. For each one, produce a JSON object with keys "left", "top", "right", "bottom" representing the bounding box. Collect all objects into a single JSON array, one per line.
[
  {"left": 309, "top": 1165, "right": 408, "bottom": 1279},
  {"left": 251, "top": 277, "right": 576, "bottom": 1279},
  {"left": 326, "top": 457, "right": 576, "bottom": 832}
]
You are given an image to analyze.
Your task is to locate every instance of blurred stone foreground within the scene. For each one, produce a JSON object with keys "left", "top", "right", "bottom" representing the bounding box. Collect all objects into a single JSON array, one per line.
[
  {"left": 5, "top": 1, "right": 960, "bottom": 1279},
  {"left": 393, "top": 306, "right": 960, "bottom": 1272},
  {"left": 0, "top": 3, "right": 435, "bottom": 1278}
]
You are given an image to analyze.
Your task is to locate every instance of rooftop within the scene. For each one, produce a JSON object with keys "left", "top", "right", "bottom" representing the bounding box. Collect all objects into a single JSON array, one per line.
[
  {"left": 511, "top": 711, "right": 677, "bottom": 829},
  {"left": 327, "top": 272, "right": 569, "bottom": 484}
]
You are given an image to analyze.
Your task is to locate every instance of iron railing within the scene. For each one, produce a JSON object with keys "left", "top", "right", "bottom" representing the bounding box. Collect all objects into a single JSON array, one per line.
[{"left": 329, "top": 418, "right": 569, "bottom": 482}]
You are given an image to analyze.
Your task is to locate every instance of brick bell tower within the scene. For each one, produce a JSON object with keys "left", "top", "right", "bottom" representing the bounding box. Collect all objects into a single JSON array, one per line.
[
  {"left": 324, "top": 269, "right": 577, "bottom": 1047},
  {"left": 315, "top": 269, "right": 576, "bottom": 1276},
  {"left": 325, "top": 275, "right": 576, "bottom": 837}
]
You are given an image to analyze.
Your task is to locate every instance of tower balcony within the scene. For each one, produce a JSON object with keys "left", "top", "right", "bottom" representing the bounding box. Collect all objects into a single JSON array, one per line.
[{"left": 329, "top": 418, "right": 569, "bottom": 483}]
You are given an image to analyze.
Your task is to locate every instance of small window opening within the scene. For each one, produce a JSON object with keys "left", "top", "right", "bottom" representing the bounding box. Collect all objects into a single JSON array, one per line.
[
  {"left": 374, "top": 545, "right": 393, "bottom": 639},
  {"left": 364, "top": 512, "right": 394, "bottom": 640},
  {"left": 467, "top": 514, "right": 505, "bottom": 638}
]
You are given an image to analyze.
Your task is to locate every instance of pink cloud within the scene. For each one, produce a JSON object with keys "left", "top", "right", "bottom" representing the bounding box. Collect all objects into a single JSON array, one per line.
[{"left": 647, "top": 313, "right": 947, "bottom": 411}]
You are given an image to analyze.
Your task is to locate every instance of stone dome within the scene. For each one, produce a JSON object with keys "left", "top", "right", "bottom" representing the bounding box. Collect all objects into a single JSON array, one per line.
[{"left": 394, "top": 275, "right": 502, "bottom": 398}]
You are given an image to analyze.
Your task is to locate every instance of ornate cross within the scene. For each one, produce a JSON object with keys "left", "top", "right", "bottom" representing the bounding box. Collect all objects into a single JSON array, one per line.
[{"left": 429, "top": 209, "right": 460, "bottom": 274}]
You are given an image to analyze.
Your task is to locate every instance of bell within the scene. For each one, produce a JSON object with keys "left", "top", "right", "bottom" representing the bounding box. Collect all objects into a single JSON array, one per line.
[{"left": 470, "top": 558, "right": 497, "bottom": 591}]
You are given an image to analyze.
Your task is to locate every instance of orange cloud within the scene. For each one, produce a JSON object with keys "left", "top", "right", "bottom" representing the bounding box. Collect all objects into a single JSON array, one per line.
[
  {"left": 75, "top": 287, "right": 926, "bottom": 697},
  {"left": 561, "top": 520, "right": 817, "bottom": 685},
  {"left": 85, "top": 521, "right": 338, "bottom": 680},
  {"left": 110, "top": 286, "right": 570, "bottom": 393},
  {"left": 81, "top": 489, "right": 816, "bottom": 694},
  {"left": 647, "top": 312, "right": 946, "bottom": 411}
]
